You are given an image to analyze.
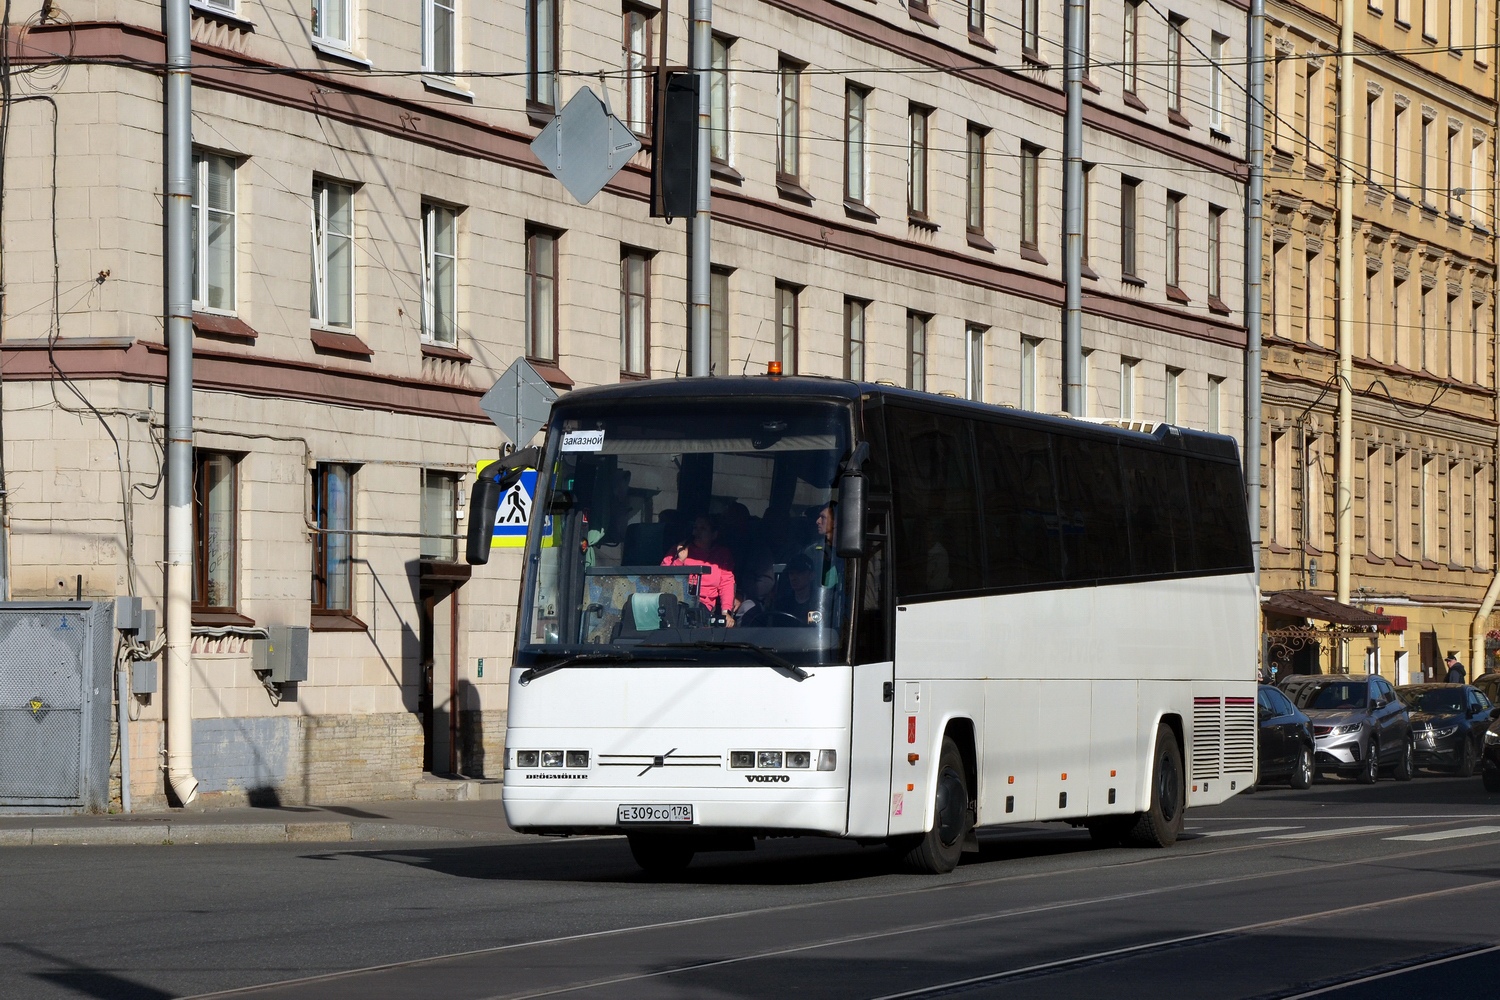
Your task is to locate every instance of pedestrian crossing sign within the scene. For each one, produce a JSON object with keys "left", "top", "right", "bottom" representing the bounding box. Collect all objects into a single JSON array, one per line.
[{"left": 476, "top": 462, "right": 551, "bottom": 547}]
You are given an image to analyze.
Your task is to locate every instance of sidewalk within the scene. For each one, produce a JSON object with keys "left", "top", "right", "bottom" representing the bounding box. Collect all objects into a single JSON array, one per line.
[{"left": 0, "top": 789, "right": 544, "bottom": 848}]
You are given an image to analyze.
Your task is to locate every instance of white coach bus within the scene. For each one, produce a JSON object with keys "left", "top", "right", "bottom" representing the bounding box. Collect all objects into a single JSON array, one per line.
[{"left": 478, "top": 376, "right": 1258, "bottom": 873}]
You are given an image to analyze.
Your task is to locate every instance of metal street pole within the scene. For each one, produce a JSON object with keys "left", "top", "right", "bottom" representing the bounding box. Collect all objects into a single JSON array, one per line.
[
  {"left": 1245, "top": 0, "right": 1265, "bottom": 577},
  {"left": 1061, "top": 0, "right": 1084, "bottom": 416},
  {"left": 687, "top": 0, "right": 712, "bottom": 376}
]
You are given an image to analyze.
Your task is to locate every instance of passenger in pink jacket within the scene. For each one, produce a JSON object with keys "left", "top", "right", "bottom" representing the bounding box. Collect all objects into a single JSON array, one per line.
[{"left": 662, "top": 515, "right": 737, "bottom": 624}]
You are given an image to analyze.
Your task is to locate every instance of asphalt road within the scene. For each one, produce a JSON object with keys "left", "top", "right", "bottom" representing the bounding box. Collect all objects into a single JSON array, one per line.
[{"left": 3, "top": 775, "right": 1499, "bottom": 1000}]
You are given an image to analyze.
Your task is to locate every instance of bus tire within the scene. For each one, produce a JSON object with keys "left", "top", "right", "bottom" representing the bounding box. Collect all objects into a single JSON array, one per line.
[
  {"left": 1125, "top": 724, "right": 1185, "bottom": 848},
  {"left": 899, "top": 737, "right": 970, "bottom": 874},
  {"left": 627, "top": 834, "right": 695, "bottom": 874}
]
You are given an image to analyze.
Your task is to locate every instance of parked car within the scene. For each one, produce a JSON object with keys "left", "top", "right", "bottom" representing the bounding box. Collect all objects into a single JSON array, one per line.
[
  {"left": 1280, "top": 674, "right": 1413, "bottom": 783},
  {"left": 1396, "top": 684, "right": 1498, "bottom": 776},
  {"left": 1258, "top": 685, "right": 1314, "bottom": 788},
  {"left": 1483, "top": 715, "right": 1500, "bottom": 792},
  {"left": 1473, "top": 672, "right": 1500, "bottom": 706}
]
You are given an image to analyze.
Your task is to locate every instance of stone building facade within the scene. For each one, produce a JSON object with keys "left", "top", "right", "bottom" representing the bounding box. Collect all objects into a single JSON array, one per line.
[
  {"left": 0, "top": 0, "right": 1251, "bottom": 808},
  {"left": 1261, "top": 0, "right": 1500, "bottom": 680}
]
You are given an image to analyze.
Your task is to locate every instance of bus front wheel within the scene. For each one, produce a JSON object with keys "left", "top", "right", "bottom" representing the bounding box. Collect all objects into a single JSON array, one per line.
[
  {"left": 627, "top": 834, "right": 695, "bottom": 874},
  {"left": 896, "top": 737, "right": 971, "bottom": 874},
  {"left": 1125, "top": 724, "right": 1185, "bottom": 848}
]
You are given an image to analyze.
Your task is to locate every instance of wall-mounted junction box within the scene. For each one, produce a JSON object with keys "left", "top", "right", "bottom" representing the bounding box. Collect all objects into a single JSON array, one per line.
[{"left": 251, "top": 625, "right": 309, "bottom": 684}]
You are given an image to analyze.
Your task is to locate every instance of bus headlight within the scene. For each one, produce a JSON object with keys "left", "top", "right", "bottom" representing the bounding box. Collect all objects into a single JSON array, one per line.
[
  {"left": 541, "top": 750, "right": 565, "bottom": 768},
  {"left": 516, "top": 750, "right": 540, "bottom": 768},
  {"left": 757, "top": 751, "right": 783, "bottom": 769},
  {"left": 565, "top": 750, "right": 591, "bottom": 768},
  {"left": 730, "top": 751, "right": 755, "bottom": 768},
  {"left": 817, "top": 749, "right": 837, "bottom": 771},
  {"left": 786, "top": 751, "right": 811, "bottom": 769}
]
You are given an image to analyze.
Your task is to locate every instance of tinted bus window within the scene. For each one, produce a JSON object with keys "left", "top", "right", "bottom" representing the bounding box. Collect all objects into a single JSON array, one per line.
[
  {"left": 1190, "top": 458, "right": 1253, "bottom": 572},
  {"left": 887, "top": 407, "right": 984, "bottom": 598},
  {"left": 974, "top": 419, "right": 1062, "bottom": 588},
  {"left": 1052, "top": 434, "right": 1131, "bottom": 582},
  {"left": 1120, "top": 445, "right": 1192, "bottom": 576}
]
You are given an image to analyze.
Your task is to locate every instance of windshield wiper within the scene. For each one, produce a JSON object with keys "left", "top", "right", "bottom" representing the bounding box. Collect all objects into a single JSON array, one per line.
[
  {"left": 518, "top": 650, "right": 636, "bottom": 686},
  {"left": 637, "top": 641, "right": 810, "bottom": 681}
]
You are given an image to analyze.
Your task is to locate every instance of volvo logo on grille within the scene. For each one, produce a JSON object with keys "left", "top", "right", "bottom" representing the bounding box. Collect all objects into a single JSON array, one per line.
[{"left": 746, "top": 774, "right": 790, "bottom": 783}]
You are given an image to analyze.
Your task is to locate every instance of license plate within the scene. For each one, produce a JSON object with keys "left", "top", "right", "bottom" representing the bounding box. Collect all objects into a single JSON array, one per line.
[{"left": 617, "top": 804, "right": 693, "bottom": 824}]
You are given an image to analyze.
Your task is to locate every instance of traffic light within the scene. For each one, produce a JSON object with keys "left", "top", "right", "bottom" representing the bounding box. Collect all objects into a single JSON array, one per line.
[{"left": 652, "top": 72, "right": 699, "bottom": 220}]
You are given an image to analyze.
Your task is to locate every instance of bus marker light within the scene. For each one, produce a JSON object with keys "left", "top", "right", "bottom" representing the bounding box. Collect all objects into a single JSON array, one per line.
[
  {"left": 1110, "top": 769, "right": 1117, "bottom": 777},
  {"left": 907, "top": 783, "right": 915, "bottom": 791},
  {"left": 816, "top": 750, "right": 837, "bottom": 771},
  {"left": 908, "top": 753, "right": 920, "bottom": 764},
  {"left": 767, "top": 361, "right": 783, "bottom": 376},
  {"left": 1007, "top": 775, "right": 1014, "bottom": 784},
  {"left": 907, "top": 717, "right": 916, "bottom": 743},
  {"left": 1061, "top": 772, "right": 1067, "bottom": 780}
]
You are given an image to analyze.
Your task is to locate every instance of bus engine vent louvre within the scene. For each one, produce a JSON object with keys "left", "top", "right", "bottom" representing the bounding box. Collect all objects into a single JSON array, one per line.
[
  {"left": 1221, "top": 697, "right": 1257, "bottom": 775},
  {"left": 1191, "top": 697, "right": 1223, "bottom": 781}
]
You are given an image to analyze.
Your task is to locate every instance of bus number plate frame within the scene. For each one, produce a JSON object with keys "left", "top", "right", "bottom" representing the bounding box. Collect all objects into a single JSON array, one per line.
[{"left": 617, "top": 804, "right": 694, "bottom": 824}]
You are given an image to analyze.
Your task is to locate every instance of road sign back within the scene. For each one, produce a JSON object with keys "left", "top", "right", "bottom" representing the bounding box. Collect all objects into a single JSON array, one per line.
[
  {"left": 480, "top": 358, "right": 558, "bottom": 448},
  {"left": 530, "top": 86, "right": 641, "bottom": 205}
]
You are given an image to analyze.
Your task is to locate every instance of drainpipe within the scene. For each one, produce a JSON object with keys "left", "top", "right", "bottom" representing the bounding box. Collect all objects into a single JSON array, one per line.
[
  {"left": 1061, "top": 0, "right": 1084, "bottom": 416},
  {"left": 1335, "top": 0, "right": 1356, "bottom": 672},
  {"left": 1245, "top": 0, "right": 1265, "bottom": 573},
  {"left": 686, "top": 0, "right": 711, "bottom": 376},
  {"left": 1471, "top": 83, "right": 1500, "bottom": 679},
  {"left": 164, "top": 0, "right": 199, "bottom": 805}
]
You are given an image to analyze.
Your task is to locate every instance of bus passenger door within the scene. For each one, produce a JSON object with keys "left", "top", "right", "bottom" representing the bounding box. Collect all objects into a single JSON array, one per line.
[{"left": 847, "top": 507, "right": 894, "bottom": 838}]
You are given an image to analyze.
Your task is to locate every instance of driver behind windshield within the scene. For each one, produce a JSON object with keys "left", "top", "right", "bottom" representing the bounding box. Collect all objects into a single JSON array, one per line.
[{"left": 662, "top": 514, "right": 737, "bottom": 625}]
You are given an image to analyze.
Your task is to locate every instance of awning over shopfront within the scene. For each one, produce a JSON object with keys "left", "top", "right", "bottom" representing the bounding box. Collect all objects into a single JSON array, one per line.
[{"left": 1261, "top": 590, "right": 1392, "bottom": 629}]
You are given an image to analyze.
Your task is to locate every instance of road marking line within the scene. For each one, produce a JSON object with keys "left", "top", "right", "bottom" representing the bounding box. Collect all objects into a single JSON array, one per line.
[
  {"left": 1386, "top": 826, "right": 1500, "bottom": 842},
  {"left": 1201, "top": 826, "right": 1302, "bottom": 838},
  {"left": 1264, "top": 825, "right": 1403, "bottom": 840},
  {"left": 1279, "top": 942, "right": 1500, "bottom": 998}
]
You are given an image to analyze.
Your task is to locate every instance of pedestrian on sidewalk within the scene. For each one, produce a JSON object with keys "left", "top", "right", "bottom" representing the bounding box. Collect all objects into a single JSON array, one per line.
[{"left": 1444, "top": 651, "right": 1466, "bottom": 684}]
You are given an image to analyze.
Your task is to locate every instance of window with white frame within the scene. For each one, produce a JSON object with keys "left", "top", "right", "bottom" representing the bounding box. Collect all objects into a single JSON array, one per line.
[
  {"left": 311, "top": 179, "right": 354, "bottom": 329},
  {"left": 312, "top": 463, "right": 356, "bottom": 615},
  {"left": 1165, "top": 192, "right": 1183, "bottom": 292},
  {"left": 967, "top": 125, "right": 987, "bottom": 235},
  {"left": 1020, "top": 337, "right": 1039, "bottom": 410},
  {"left": 908, "top": 105, "right": 931, "bottom": 218},
  {"left": 775, "top": 281, "right": 799, "bottom": 373},
  {"left": 709, "top": 266, "right": 731, "bottom": 376},
  {"left": 1022, "top": 0, "right": 1039, "bottom": 55},
  {"left": 966, "top": 324, "right": 986, "bottom": 402},
  {"left": 846, "top": 84, "right": 869, "bottom": 206},
  {"left": 623, "top": 6, "right": 654, "bottom": 135},
  {"left": 1123, "top": 2, "right": 1139, "bottom": 96},
  {"left": 1165, "top": 367, "right": 1181, "bottom": 424},
  {"left": 777, "top": 57, "right": 803, "bottom": 183},
  {"left": 710, "top": 36, "right": 731, "bottom": 163},
  {"left": 844, "top": 298, "right": 867, "bottom": 381},
  {"left": 1119, "top": 358, "right": 1136, "bottom": 419},
  {"left": 313, "top": 0, "right": 351, "bottom": 48},
  {"left": 422, "top": 0, "right": 456, "bottom": 77},
  {"left": 528, "top": 0, "right": 557, "bottom": 110},
  {"left": 620, "top": 249, "right": 650, "bottom": 376},
  {"left": 421, "top": 202, "right": 458, "bottom": 345},
  {"left": 1207, "top": 375, "right": 1222, "bottom": 432},
  {"left": 1167, "top": 15, "right": 1186, "bottom": 115},
  {"left": 192, "top": 150, "right": 236, "bottom": 312},
  {"left": 421, "top": 470, "right": 459, "bottom": 562},
  {"left": 526, "top": 226, "right": 559, "bottom": 362},
  {"left": 1210, "top": 34, "right": 1227, "bottom": 132},
  {"left": 906, "top": 312, "right": 929, "bottom": 391}
]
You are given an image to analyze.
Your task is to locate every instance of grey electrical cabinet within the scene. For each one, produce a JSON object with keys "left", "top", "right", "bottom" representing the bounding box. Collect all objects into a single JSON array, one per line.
[
  {"left": 0, "top": 601, "right": 116, "bottom": 813},
  {"left": 252, "top": 625, "right": 309, "bottom": 684}
]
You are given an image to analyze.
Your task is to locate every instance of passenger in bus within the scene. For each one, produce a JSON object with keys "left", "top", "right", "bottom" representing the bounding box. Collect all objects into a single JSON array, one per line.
[
  {"left": 732, "top": 554, "right": 777, "bottom": 628},
  {"left": 803, "top": 502, "right": 843, "bottom": 589},
  {"left": 662, "top": 514, "right": 737, "bottom": 623},
  {"left": 775, "top": 554, "right": 823, "bottom": 624}
]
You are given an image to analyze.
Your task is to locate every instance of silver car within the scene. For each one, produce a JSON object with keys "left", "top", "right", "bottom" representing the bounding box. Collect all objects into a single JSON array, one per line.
[{"left": 1280, "top": 674, "right": 1414, "bottom": 783}]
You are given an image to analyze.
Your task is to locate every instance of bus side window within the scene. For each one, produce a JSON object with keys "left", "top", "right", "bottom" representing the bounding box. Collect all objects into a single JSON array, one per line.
[
  {"left": 1052, "top": 435, "right": 1130, "bottom": 583},
  {"left": 853, "top": 509, "right": 891, "bottom": 664},
  {"left": 886, "top": 407, "right": 983, "bottom": 599},
  {"left": 1120, "top": 446, "right": 1192, "bottom": 576},
  {"left": 1190, "top": 460, "right": 1253, "bottom": 572},
  {"left": 974, "top": 420, "right": 1061, "bottom": 588}
]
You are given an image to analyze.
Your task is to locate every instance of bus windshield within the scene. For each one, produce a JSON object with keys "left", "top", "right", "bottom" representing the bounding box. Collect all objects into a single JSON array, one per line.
[{"left": 519, "top": 399, "right": 854, "bottom": 666}]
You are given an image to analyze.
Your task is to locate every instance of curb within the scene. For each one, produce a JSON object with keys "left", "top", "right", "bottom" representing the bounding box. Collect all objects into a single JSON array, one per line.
[{"left": 1, "top": 820, "right": 483, "bottom": 847}]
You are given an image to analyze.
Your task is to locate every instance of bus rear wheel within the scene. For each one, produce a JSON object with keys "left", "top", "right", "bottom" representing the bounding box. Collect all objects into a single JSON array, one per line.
[
  {"left": 627, "top": 834, "right": 695, "bottom": 874},
  {"left": 1125, "top": 724, "right": 1185, "bottom": 848},
  {"left": 897, "top": 737, "right": 971, "bottom": 874}
]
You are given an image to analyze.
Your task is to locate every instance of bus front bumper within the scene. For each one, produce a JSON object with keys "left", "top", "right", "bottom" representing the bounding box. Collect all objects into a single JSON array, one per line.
[{"left": 502, "top": 783, "right": 850, "bottom": 838}]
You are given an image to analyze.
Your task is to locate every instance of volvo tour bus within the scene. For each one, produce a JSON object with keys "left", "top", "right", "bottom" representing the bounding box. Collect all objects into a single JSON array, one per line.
[{"left": 474, "top": 376, "right": 1258, "bottom": 873}]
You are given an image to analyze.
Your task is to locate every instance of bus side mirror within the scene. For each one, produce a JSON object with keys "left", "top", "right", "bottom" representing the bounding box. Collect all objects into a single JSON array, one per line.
[
  {"left": 837, "top": 474, "right": 866, "bottom": 558},
  {"left": 466, "top": 474, "right": 504, "bottom": 565}
]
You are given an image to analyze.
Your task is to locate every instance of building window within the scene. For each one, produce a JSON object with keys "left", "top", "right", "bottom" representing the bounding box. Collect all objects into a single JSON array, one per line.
[
  {"left": 1365, "top": 92, "right": 1380, "bottom": 180},
  {"left": 1120, "top": 177, "right": 1139, "bottom": 279},
  {"left": 710, "top": 36, "right": 731, "bottom": 163},
  {"left": 1271, "top": 431, "right": 1291, "bottom": 548},
  {"left": 1306, "top": 64, "right": 1324, "bottom": 166},
  {"left": 421, "top": 470, "right": 459, "bottom": 562},
  {"left": 1306, "top": 437, "right": 1325, "bottom": 553},
  {"left": 1420, "top": 113, "right": 1433, "bottom": 205},
  {"left": 777, "top": 57, "right": 802, "bottom": 184},
  {"left": 709, "top": 267, "right": 731, "bottom": 376},
  {"left": 423, "top": 0, "right": 456, "bottom": 77},
  {"left": 1208, "top": 206, "right": 1224, "bottom": 303},
  {"left": 1207, "top": 375, "right": 1222, "bottom": 433},
  {"left": 191, "top": 151, "right": 236, "bottom": 312},
  {"left": 312, "top": 463, "right": 355, "bottom": 614},
  {"left": 1367, "top": 445, "right": 1386, "bottom": 558},
  {"left": 1082, "top": 163, "right": 1093, "bottom": 266},
  {"left": 908, "top": 105, "right": 930, "bottom": 218},
  {"left": 1022, "top": 0, "right": 1040, "bottom": 55},
  {"left": 1474, "top": 300, "right": 1486, "bottom": 386},
  {"left": 1392, "top": 102, "right": 1406, "bottom": 195},
  {"left": 966, "top": 124, "right": 986, "bottom": 235},
  {"left": 1209, "top": 33, "right": 1227, "bottom": 131},
  {"left": 1274, "top": 55, "right": 1295, "bottom": 152},
  {"left": 623, "top": 7, "right": 654, "bottom": 135},
  {"left": 1020, "top": 336, "right": 1039, "bottom": 410},
  {"left": 1165, "top": 367, "right": 1181, "bottom": 424},
  {"left": 1449, "top": 460, "right": 1464, "bottom": 565},
  {"left": 1447, "top": 122, "right": 1461, "bottom": 217},
  {"left": 1271, "top": 239, "right": 1290, "bottom": 338},
  {"left": 968, "top": 0, "right": 985, "bottom": 34},
  {"left": 1123, "top": 2, "right": 1139, "bottom": 96},
  {"left": 193, "top": 451, "right": 237, "bottom": 612},
  {"left": 1082, "top": 0, "right": 1092, "bottom": 74},
  {"left": 1477, "top": 465, "right": 1492, "bottom": 570},
  {"left": 313, "top": 0, "right": 350, "bottom": 47},
  {"left": 1165, "top": 192, "right": 1183, "bottom": 293},
  {"left": 1020, "top": 143, "right": 1041, "bottom": 249},
  {"left": 1305, "top": 247, "right": 1323, "bottom": 345},
  {"left": 1119, "top": 358, "right": 1136, "bottom": 419},
  {"left": 1395, "top": 0, "right": 1410, "bottom": 24},
  {"left": 1471, "top": 134, "right": 1488, "bottom": 225},
  {"left": 966, "top": 324, "right": 986, "bottom": 402},
  {"left": 1395, "top": 451, "right": 1413, "bottom": 559},
  {"left": 906, "top": 312, "right": 928, "bottom": 390},
  {"left": 311, "top": 179, "right": 354, "bottom": 330},
  {"left": 1422, "top": 456, "right": 1437, "bottom": 561},
  {"left": 526, "top": 227, "right": 559, "bottom": 362},
  {"left": 1423, "top": 0, "right": 1437, "bottom": 38},
  {"left": 1478, "top": 0, "right": 1490, "bottom": 66},
  {"left": 775, "top": 281, "right": 798, "bottom": 373},
  {"left": 620, "top": 249, "right": 650, "bottom": 376},
  {"left": 421, "top": 202, "right": 458, "bottom": 345},
  {"left": 1082, "top": 349, "right": 1093, "bottom": 415},
  {"left": 845, "top": 84, "right": 869, "bottom": 206},
  {"left": 845, "top": 298, "right": 867, "bottom": 381},
  {"left": 528, "top": 0, "right": 558, "bottom": 110},
  {"left": 1167, "top": 16, "right": 1186, "bottom": 115}
]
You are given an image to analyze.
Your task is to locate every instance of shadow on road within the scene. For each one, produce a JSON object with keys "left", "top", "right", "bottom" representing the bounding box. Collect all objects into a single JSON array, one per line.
[
  {"left": 1247, "top": 774, "right": 1499, "bottom": 810},
  {"left": 2, "top": 943, "right": 172, "bottom": 1000}
]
